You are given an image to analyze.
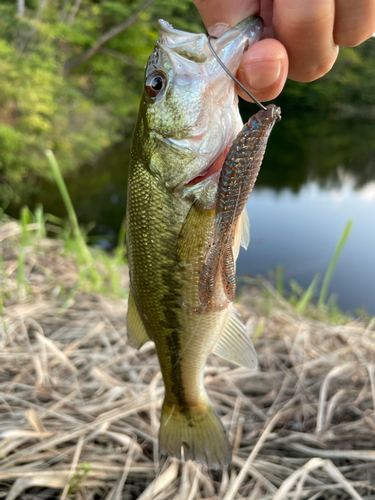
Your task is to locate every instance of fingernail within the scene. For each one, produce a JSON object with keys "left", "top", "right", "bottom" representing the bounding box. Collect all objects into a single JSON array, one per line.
[{"left": 245, "top": 60, "right": 281, "bottom": 90}]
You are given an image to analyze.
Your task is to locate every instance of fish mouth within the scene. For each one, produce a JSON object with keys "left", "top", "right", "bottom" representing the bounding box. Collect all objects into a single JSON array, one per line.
[{"left": 184, "top": 146, "right": 229, "bottom": 188}]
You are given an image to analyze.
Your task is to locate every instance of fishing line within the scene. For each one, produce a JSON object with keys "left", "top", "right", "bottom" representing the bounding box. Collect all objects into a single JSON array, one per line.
[{"left": 207, "top": 35, "right": 267, "bottom": 111}]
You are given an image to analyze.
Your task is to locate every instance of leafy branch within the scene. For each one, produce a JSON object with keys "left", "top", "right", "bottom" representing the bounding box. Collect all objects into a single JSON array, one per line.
[{"left": 63, "top": 0, "right": 155, "bottom": 76}]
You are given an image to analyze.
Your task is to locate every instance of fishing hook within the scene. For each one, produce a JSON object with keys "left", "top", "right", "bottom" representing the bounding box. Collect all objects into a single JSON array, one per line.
[{"left": 207, "top": 35, "right": 267, "bottom": 112}]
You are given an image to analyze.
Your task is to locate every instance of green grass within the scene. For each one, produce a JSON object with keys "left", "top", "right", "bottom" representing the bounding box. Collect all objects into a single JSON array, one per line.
[
  {"left": 276, "top": 265, "right": 284, "bottom": 296},
  {"left": 16, "top": 206, "right": 30, "bottom": 296},
  {"left": 67, "top": 463, "right": 92, "bottom": 496},
  {"left": 295, "top": 273, "right": 320, "bottom": 314},
  {"left": 318, "top": 219, "right": 354, "bottom": 309},
  {"left": 44, "top": 150, "right": 128, "bottom": 298},
  {"left": 0, "top": 152, "right": 128, "bottom": 303},
  {"left": 0, "top": 254, "right": 10, "bottom": 307},
  {"left": 46, "top": 150, "right": 103, "bottom": 290},
  {"left": 273, "top": 218, "right": 356, "bottom": 322}
]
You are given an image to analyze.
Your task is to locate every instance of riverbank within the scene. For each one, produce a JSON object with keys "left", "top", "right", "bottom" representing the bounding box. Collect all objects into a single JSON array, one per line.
[{"left": 1, "top": 219, "right": 375, "bottom": 499}]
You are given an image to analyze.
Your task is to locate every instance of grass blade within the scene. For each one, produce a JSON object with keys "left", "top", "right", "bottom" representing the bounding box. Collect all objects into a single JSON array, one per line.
[
  {"left": 115, "top": 215, "right": 127, "bottom": 262},
  {"left": 45, "top": 151, "right": 80, "bottom": 239},
  {"left": 295, "top": 274, "right": 319, "bottom": 313},
  {"left": 318, "top": 219, "right": 353, "bottom": 309},
  {"left": 276, "top": 265, "right": 284, "bottom": 296},
  {"left": 17, "top": 206, "right": 29, "bottom": 293},
  {"left": 45, "top": 150, "right": 101, "bottom": 288},
  {"left": 34, "top": 204, "right": 46, "bottom": 239}
]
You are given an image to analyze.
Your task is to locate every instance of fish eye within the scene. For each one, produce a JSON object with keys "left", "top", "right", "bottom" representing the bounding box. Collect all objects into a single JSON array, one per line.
[{"left": 146, "top": 71, "right": 167, "bottom": 97}]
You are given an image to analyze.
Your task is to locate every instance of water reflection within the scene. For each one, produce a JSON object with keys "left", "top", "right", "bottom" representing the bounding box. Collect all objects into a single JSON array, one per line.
[
  {"left": 239, "top": 98, "right": 375, "bottom": 193},
  {"left": 237, "top": 177, "right": 375, "bottom": 315}
]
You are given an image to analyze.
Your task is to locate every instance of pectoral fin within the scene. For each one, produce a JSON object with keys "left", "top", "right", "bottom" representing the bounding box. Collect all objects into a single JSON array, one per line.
[
  {"left": 177, "top": 204, "right": 215, "bottom": 261},
  {"left": 212, "top": 309, "right": 257, "bottom": 370},
  {"left": 240, "top": 209, "right": 250, "bottom": 250},
  {"left": 233, "top": 209, "right": 250, "bottom": 261},
  {"left": 126, "top": 291, "right": 151, "bottom": 349}
]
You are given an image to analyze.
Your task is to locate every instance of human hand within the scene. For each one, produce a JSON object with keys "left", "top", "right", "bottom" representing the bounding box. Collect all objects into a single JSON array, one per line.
[{"left": 194, "top": 0, "right": 375, "bottom": 102}]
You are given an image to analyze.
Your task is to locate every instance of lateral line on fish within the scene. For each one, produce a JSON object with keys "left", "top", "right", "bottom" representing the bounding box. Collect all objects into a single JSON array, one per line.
[
  {"left": 179, "top": 296, "right": 230, "bottom": 313},
  {"left": 173, "top": 301, "right": 208, "bottom": 368}
]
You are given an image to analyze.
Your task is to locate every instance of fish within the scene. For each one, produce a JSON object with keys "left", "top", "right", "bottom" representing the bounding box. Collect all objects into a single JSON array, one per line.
[{"left": 126, "top": 16, "right": 279, "bottom": 468}]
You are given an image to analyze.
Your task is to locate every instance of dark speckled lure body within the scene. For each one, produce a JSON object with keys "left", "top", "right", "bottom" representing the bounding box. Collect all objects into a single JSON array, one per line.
[{"left": 199, "top": 104, "right": 281, "bottom": 308}]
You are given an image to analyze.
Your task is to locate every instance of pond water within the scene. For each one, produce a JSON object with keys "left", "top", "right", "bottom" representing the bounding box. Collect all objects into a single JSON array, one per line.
[
  {"left": 238, "top": 178, "right": 375, "bottom": 315},
  {"left": 4, "top": 103, "right": 375, "bottom": 315}
]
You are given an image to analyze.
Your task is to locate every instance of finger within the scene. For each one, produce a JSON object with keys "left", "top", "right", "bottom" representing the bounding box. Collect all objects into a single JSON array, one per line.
[
  {"left": 273, "top": 0, "right": 338, "bottom": 82},
  {"left": 236, "top": 39, "right": 288, "bottom": 102},
  {"left": 259, "top": 0, "right": 276, "bottom": 38},
  {"left": 334, "top": 0, "right": 375, "bottom": 47},
  {"left": 193, "top": 0, "right": 259, "bottom": 32}
]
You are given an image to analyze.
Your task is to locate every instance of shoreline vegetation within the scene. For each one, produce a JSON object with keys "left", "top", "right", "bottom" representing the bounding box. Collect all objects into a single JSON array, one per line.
[
  {"left": 1, "top": 0, "right": 375, "bottom": 208},
  {"left": 1, "top": 217, "right": 375, "bottom": 499},
  {"left": 1, "top": 155, "right": 375, "bottom": 499}
]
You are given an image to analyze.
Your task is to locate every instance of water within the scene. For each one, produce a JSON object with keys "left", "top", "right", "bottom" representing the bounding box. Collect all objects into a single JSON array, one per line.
[
  {"left": 4, "top": 107, "right": 375, "bottom": 315},
  {"left": 238, "top": 177, "right": 375, "bottom": 314}
]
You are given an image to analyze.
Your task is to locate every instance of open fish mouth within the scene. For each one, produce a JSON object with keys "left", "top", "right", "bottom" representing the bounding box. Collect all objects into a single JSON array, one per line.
[
  {"left": 167, "top": 15, "right": 264, "bottom": 208},
  {"left": 174, "top": 141, "right": 233, "bottom": 209},
  {"left": 184, "top": 146, "right": 230, "bottom": 187}
]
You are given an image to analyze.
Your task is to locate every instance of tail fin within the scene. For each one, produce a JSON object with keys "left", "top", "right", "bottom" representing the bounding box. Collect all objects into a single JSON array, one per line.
[{"left": 159, "top": 400, "right": 232, "bottom": 468}]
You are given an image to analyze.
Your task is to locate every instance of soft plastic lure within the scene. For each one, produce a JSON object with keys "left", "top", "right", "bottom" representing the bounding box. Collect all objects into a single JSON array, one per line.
[{"left": 199, "top": 104, "right": 281, "bottom": 308}]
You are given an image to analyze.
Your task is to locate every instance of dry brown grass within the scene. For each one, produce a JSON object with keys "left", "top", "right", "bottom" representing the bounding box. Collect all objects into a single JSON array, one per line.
[{"left": 1, "top": 220, "right": 375, "bottom": 500}]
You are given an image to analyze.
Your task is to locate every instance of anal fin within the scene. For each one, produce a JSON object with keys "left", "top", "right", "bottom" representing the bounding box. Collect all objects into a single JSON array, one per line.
[
  {"left": 212, "top": 309, "right": 257, "bottom": 370},
  {"left": 126, "top": 291, "right": 151, "bottom": 349}
]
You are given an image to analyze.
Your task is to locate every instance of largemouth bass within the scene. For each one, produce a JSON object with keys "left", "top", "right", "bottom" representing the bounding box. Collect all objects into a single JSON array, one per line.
[{"left": 126, "top": 16, "right": 279, "bottom": 468}]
